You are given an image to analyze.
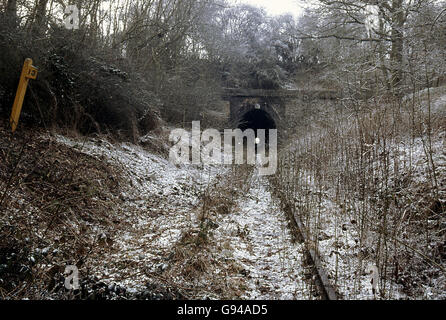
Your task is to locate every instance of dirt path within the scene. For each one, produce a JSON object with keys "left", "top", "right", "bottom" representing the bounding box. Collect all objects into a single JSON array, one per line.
[{"left": 213, "top": 172, "right": 314, "bottom": 299}]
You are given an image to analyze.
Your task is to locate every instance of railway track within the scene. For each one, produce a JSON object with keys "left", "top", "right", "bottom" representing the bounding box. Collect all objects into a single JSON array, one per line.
[{"left": 269, "top": 181, "right": 338, "bottom": 300}]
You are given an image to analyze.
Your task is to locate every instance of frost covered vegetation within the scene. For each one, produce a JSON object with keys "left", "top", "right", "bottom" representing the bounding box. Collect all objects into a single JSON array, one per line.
[
  {"left": 274, "top": 89, "right": 446, "bottom": 299},
  {"left": 0, "top": 125, "right": 318, "bottom": 299},
  {"left": 0, "top": 0, "right": 445, "bottom": 300}
]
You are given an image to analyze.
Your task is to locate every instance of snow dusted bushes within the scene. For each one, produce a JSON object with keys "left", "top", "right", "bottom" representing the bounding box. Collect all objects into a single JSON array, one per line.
[
  {"left": 0, "top": 22, "right": 161, "bottom": 141},
  {"left": 0, "top": 121, "right": 126, "bottom": 298},
  {"left": 272, "top": 89, "right": 446, "bottom": 299}
]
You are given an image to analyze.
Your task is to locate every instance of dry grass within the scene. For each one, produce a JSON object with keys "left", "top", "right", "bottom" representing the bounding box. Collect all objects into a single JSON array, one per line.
[
  {"left": 272, "top": 88, "right": 446, "bottom": 299},
  {"left": 161, "top": 165, "right": 256, "bottom": 299},
  {"left": 0, "top": 120, "right": 129, "bottom": 299}
]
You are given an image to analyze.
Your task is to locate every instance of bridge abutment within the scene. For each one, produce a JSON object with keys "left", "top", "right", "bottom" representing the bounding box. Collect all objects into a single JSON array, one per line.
[{"left": 222, "top": 88, "right": 340, "bottom": 142}]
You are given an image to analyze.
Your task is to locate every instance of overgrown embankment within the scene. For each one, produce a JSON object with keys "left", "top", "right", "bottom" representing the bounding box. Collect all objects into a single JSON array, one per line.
[
  {"left": 0, "top": 118, "right": 212, "bottom": 299},
  {"left": 0, "top": 120, "right": 125, "bottom": 298},
  {"left": 271, "top": 87, "right": 446, "bottom": 299}
]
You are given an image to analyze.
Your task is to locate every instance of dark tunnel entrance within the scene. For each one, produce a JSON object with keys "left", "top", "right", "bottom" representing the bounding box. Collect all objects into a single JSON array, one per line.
[{"left": 238, "top": 109, "right": 276, "bottom": 143}]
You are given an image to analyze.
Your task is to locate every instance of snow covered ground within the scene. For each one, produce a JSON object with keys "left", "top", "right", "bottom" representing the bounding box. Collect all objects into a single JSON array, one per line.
[
  {"left": 403, "top": 85, "right": 446, "bottom": 116},
  {"left": 52, "top": 134, "right": 311, "bottom": 299},
  {"left": 48, "top": 101, "right": 445, "bottom": 300},
  {"left": 280, "top": 120, "right": 445, "bottom": 299},
  {"left": 53, "top": 134, "right": 225, "bottom": 294},
  {"left": 212, "top": 173, "right": 310, "bottom": 299}
]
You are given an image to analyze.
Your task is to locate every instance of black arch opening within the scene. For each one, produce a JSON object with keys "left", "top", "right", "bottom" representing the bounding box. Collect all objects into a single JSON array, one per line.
[{"left": 238, "top": 109, "right": 276, "bottom": 141}]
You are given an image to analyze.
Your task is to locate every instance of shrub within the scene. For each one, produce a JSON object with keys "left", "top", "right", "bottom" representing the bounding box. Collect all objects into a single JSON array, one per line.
[{"left": 0, "top": 22, "right": 160, "bottom": 141}]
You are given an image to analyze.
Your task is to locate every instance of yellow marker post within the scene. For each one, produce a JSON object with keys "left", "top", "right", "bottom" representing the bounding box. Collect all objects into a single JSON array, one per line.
[{"left": 10, "top": 58, "right": 38, "bottom": 132}]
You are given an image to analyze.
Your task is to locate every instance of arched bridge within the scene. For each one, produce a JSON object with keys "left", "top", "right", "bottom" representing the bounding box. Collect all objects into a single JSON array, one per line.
[{"left": 222, "top": 88, "right": 340, "bottom": 137}]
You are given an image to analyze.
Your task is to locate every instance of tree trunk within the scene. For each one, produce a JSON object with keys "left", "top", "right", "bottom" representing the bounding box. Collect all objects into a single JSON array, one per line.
[
  {"left": 6, "top": 0, "right": 17, "bottom": 14},
  {"left": 5, "top": 0, "right": 18, "bottom": 26},
  {"left": 378, "top": 6, "right": 392, "bottom": 91},
  {"left": 36, "top": 0, "right": 48, "bottom": 23},
  {"left": 34, "top": 0, "right": 49, "bottom": 32},
  {"left": 390, "top": 0, "right": 405, "bottom": 94}
]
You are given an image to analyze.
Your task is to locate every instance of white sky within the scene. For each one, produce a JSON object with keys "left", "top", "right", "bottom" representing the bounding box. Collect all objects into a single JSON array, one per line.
[{"left": 234, "top": 0, "right": 308, "bottom": 17}]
